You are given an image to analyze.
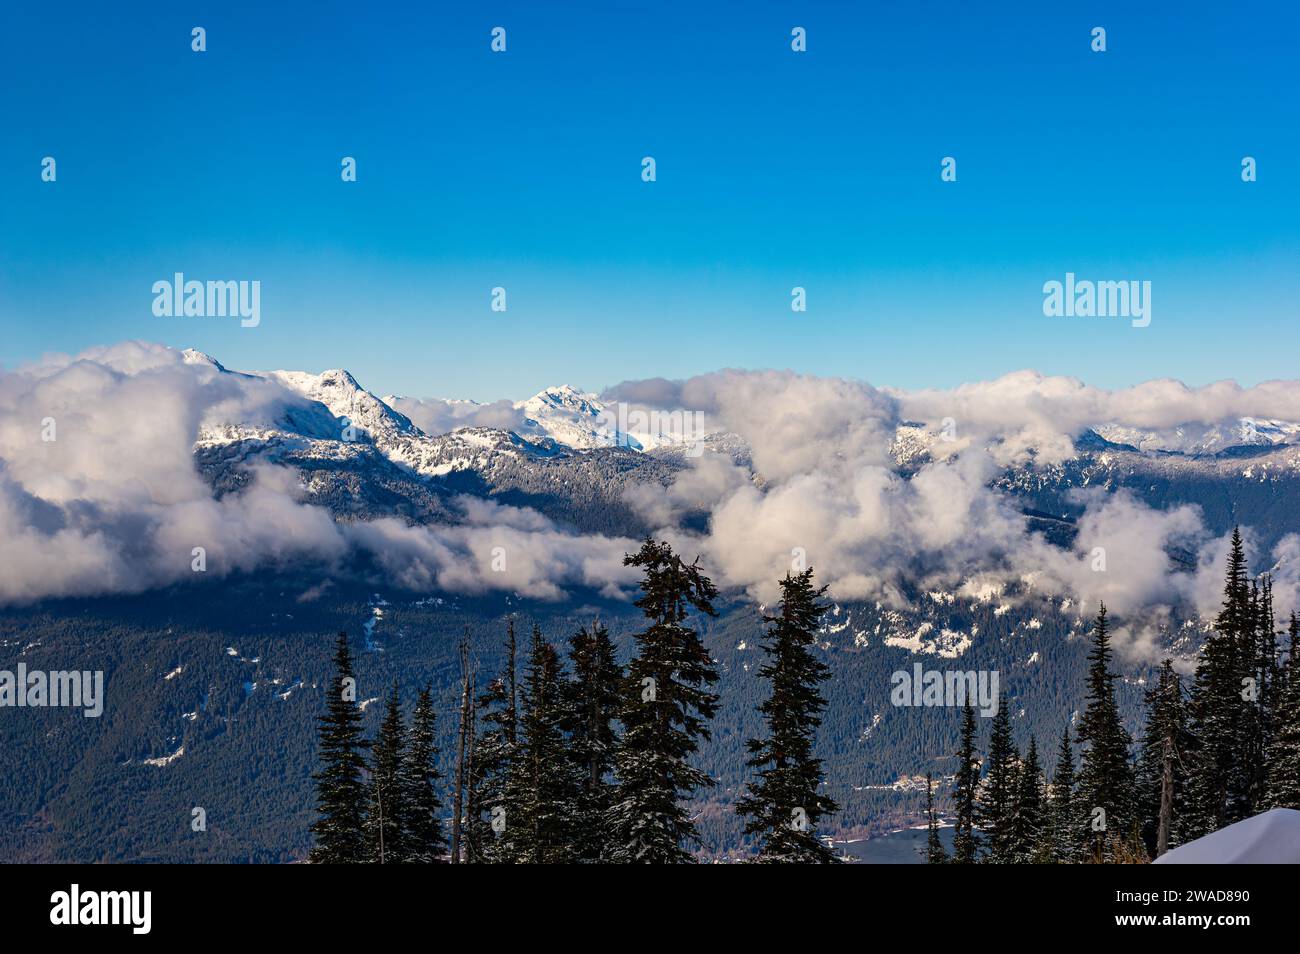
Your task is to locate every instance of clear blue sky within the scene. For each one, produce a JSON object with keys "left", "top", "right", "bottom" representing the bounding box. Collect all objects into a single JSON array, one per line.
[{"left": 3, "top": 1, "right": 1297, "bottom": 400}]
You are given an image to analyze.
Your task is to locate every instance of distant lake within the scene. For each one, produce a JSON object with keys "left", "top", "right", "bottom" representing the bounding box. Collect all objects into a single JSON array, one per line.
[{"left": 835, "top": 824, "right": 956, "bottom": 864}]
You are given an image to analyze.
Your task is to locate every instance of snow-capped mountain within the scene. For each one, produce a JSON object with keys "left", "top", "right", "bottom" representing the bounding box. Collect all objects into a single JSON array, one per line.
[
  {"left": 262, "top": 368, "right": 420, "bottom": 442},
  {"left": 513, "top": 384, "right": 635, "bottom": 449},
  {"left": 1092, "top": 419, "right": 1300, "bottom": 456},
  {"left": 179, "top": 348, "right": 1300, "bottom": 550}
]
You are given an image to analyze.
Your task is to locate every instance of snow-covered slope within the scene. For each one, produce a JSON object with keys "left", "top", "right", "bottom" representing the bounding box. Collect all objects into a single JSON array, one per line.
[
  {"left": 1154, "top": 808, "right": 1300, "bottom": 863},
  {"left": 1093, "top": 419, "right": 1300, "bottom": 455},
  {"left": 262, "top": 368, "right": 419, "bottom": 442},
  {"left": 514, "top": 384, "right": 633, "bottom": 449}
]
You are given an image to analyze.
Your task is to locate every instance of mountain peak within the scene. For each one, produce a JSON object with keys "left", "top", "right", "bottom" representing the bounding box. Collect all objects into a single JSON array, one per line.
[
  {"left": 181, "top": 348, "right": 227, "bottom": 372},
  {"left": 263, "top": 367, "right": 419, "bottom": 440}
]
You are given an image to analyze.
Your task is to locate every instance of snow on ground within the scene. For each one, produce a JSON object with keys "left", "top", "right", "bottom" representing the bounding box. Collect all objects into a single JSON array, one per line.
[{"left": 143, "top": 746, "right": 185, "bottom": 768}]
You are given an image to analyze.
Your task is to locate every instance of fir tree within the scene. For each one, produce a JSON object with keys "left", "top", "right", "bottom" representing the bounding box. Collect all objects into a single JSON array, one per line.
[
  {"left": 562, "top": 620, "right": 623, "bottom": 862},
  {"left": 501, "top": 626, "right": 580, "bottom": 863},
  {"left": 401, "top": 685, "right": 446, "bottom": 862},
  {"left": 607, "top": 538, "right": 721, "bottom": 863},
  {"left": 1010, "top": 736, "right": 1045, "bottom": 863},
  {"left": 1267, "top": 613, "right": 1300, "bottom": 809},
  {"left": 1135, "top": 660, "right": 1188, "bottom": 859},
  {"left": 950, "top": 701, "right": 979, "bottom": 864},
  {"left": 1046, "top": 727, "right": 1077, "bottom": 863},
  {"left": 1244, "top": 575, "right": 1280, "bottom": 812},
  {"left": 735, "top": 568, "right": 839, "bottom": 863},
  {"left": 364, "top": 682, "right": 408, "bottom": 863},
  {"left": 975, "top": 692, "right": 1017, "bottom": 863},
  {"left": 1075, "top": 604, "right": 1135, "bottom": 860},
  {"left": 309, "top": 632, "right": 369, "bottom": 863},
  {"left": 465, "top": 622, "right": 519, "bottom": 863},
  {"left": 925, "top": 772, "right": 947, "bottom": 864},
  {"left": 1183, "top": 529, "right": 1252, "bottom": 837}
]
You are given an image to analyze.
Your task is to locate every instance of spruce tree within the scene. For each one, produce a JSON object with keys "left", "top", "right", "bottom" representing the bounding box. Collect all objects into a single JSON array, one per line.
[
  {"left": 608, "top": 538, "right": 721, "bottom": 863},
  {"left": 465, "top": 622, "right": 519, "bottom": 863},
  {"left": 309, "top": 632, "right": 369, "bottom": 863},
  {"left": 401, "top": 685, "right": 446, "bottom": 862},
  {"left": 1184, "top": 529, "right": 1252, "bottom": 837},
  {"left": 950, "top": 701, "right": 979, "bottom": 864},
  {"left": 735, "top": 568, "right": 839, "bottom": 863},
  {"left": 1135, "top": 660, "right": 1188, "bottom": 858},
  {"left": 1010, "top": 736, "right": 1045, "bottom": 863},
  {"left": 975, "top": 692, "right": 1017, "bottom": 863},
  {"left": 1267, "top": 613, "right": 1300, "bottom": 809},
  {"left": 1047, "top": 727, "right": 1077, "bottom": 863},
  {"left": 1244, "top": 575, "right": 1280, "bottom": 812},
  {"left": 365, "top": 681, "right": 408, "bottom": 863},
  {"left": 1075, "top": 603, "right": 1135, "bottom": 860},
  {"left": 501, "top": 626, "right": 580, "bottom": 863},
  {"left": 562, "top": 620, "right": 623, "bottom": 862},
  {"left": 925, "top": 772, "right": 947, "bottom": 863}
]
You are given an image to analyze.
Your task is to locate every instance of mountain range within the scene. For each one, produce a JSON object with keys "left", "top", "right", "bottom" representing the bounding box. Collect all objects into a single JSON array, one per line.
[{"left": 6, "top": 345, "right": 1300, "bottom": 861}]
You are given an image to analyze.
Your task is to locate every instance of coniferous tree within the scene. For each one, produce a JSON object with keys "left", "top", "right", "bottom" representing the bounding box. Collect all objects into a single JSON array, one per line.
[
  {"left": 401, "top": 685, "right": 446, "bottom": 862},
  {"left": 925, "top": 772, "right": 947, "bottom": 863},
  {"left": 975, "top": 692, "right": 1017, "bottom": 863},
  {"left": 1135, "top": 660, "right": 1188, "bottom": 859},
  {"left": 1075, "top": 603, "right": 1135, "bottom": 860},
  {"left": 365, "top": 682, "right": 408, "bottom": 863},
  {"left": 1244, "top": 575, "right": 1280, "bottom": 812},
  {"left": 1184, "top": 529, "right": 1252, "bottom": 837},
  {"left": 1046, "top": 727, "right": 1077, "bottom": 863},
  {"left": 465, "top": 677, "right": 511, "bottom": 862},
  {"left": 607, "top": 539, "right": 721, "bottom": 863},
  {"left": 501, "top": 627, "right": 580, "bottom": 863},
  {"left": 562, "top": 620, "right": 623, "bottom": 862},
  {"left": 735, "top": 568, "right": 839, "bottom": 863},
  {"left": 950, "top": 701, "right": 979, "bottom": 864},
  {"left": 465, "top": 622, "right": 519, "bottom": 863},
  {"left": 449, "top": 633, "right": 473, "bottom": 862},
  {"left": 1267, "top": 613, "right": 1300, "bottom": 809},
  {"left": 310, "top": 632, "right": 369, "bottom": 863},
  {"left": 1010, "top": 736, "right": 1045, "bottom": 863}
]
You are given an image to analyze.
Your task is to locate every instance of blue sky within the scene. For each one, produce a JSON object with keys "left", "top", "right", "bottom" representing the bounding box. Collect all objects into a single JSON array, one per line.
[{"left": 3, "top": 1, "right": 1297, "bottom": 401}]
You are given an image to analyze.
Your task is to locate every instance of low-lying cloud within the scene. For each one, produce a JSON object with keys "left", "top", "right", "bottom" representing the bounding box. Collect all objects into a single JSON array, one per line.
[{"left": 5, "top": 344, "right": 1300, "bottom": 648}]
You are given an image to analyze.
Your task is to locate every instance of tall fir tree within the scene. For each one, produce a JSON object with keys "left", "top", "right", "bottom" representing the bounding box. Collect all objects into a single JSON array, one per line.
[
  {"left": 1183, "top": 529, "right": 1252, "bottom": 838},
  {"left": 501, "top": 626, "right": 580, "bottom": 863},
  {"left": 735, "top": 568, "right": 839, "bottom": 863},
  {"left": 975, "top": 692, "right": 1018, "bottom": 863},
  {"left": 950, "top": 701, "right": 979, "bottom": 864},
  {"left": 364, "top": 682, "right": 409, "bottom": 863},
  {"left": 562, "top": 620, "right": 623, "bottom": 862},
  {"left": 1010, "top": 736, "right": 1045, "bottom": 863},
  {"left": 1135, "top": 660, "right": 1189, "bottom": 859},
  {"left": 1244, "top": 575, "right": 1280, "bottom": 812},
  {"left": 401, "top": 685, "right": 446, "bottom": 862},
  {"left": 310, "top": 632, "right": 369, "bottom": 863},
  {"left": 1046, "top": 726, "right": 1077, "bottom": 863},
  {"left": 1075, "top": 603, "right": 1135, "bottom": 860},
  {"left": 607, "top": 538, "right": 721, "bottom": 863},
  {"left": 1267, "top": 613, "right": 1300, "bottom": 809},
  {"left": 465, "top": 622, "right": 519, "bottom": 863},
  {"left": 925, "top": 772, "right": 948, "bottom": 863}
]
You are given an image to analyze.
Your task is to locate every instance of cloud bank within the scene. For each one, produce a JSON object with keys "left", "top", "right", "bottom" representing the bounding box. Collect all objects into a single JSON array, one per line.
[
  {"left": 5, "top": 343, "right": 1300, "bottom": 643},
  {"left": 0, "top": 343, "right": 636, "bottom": 605}
]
